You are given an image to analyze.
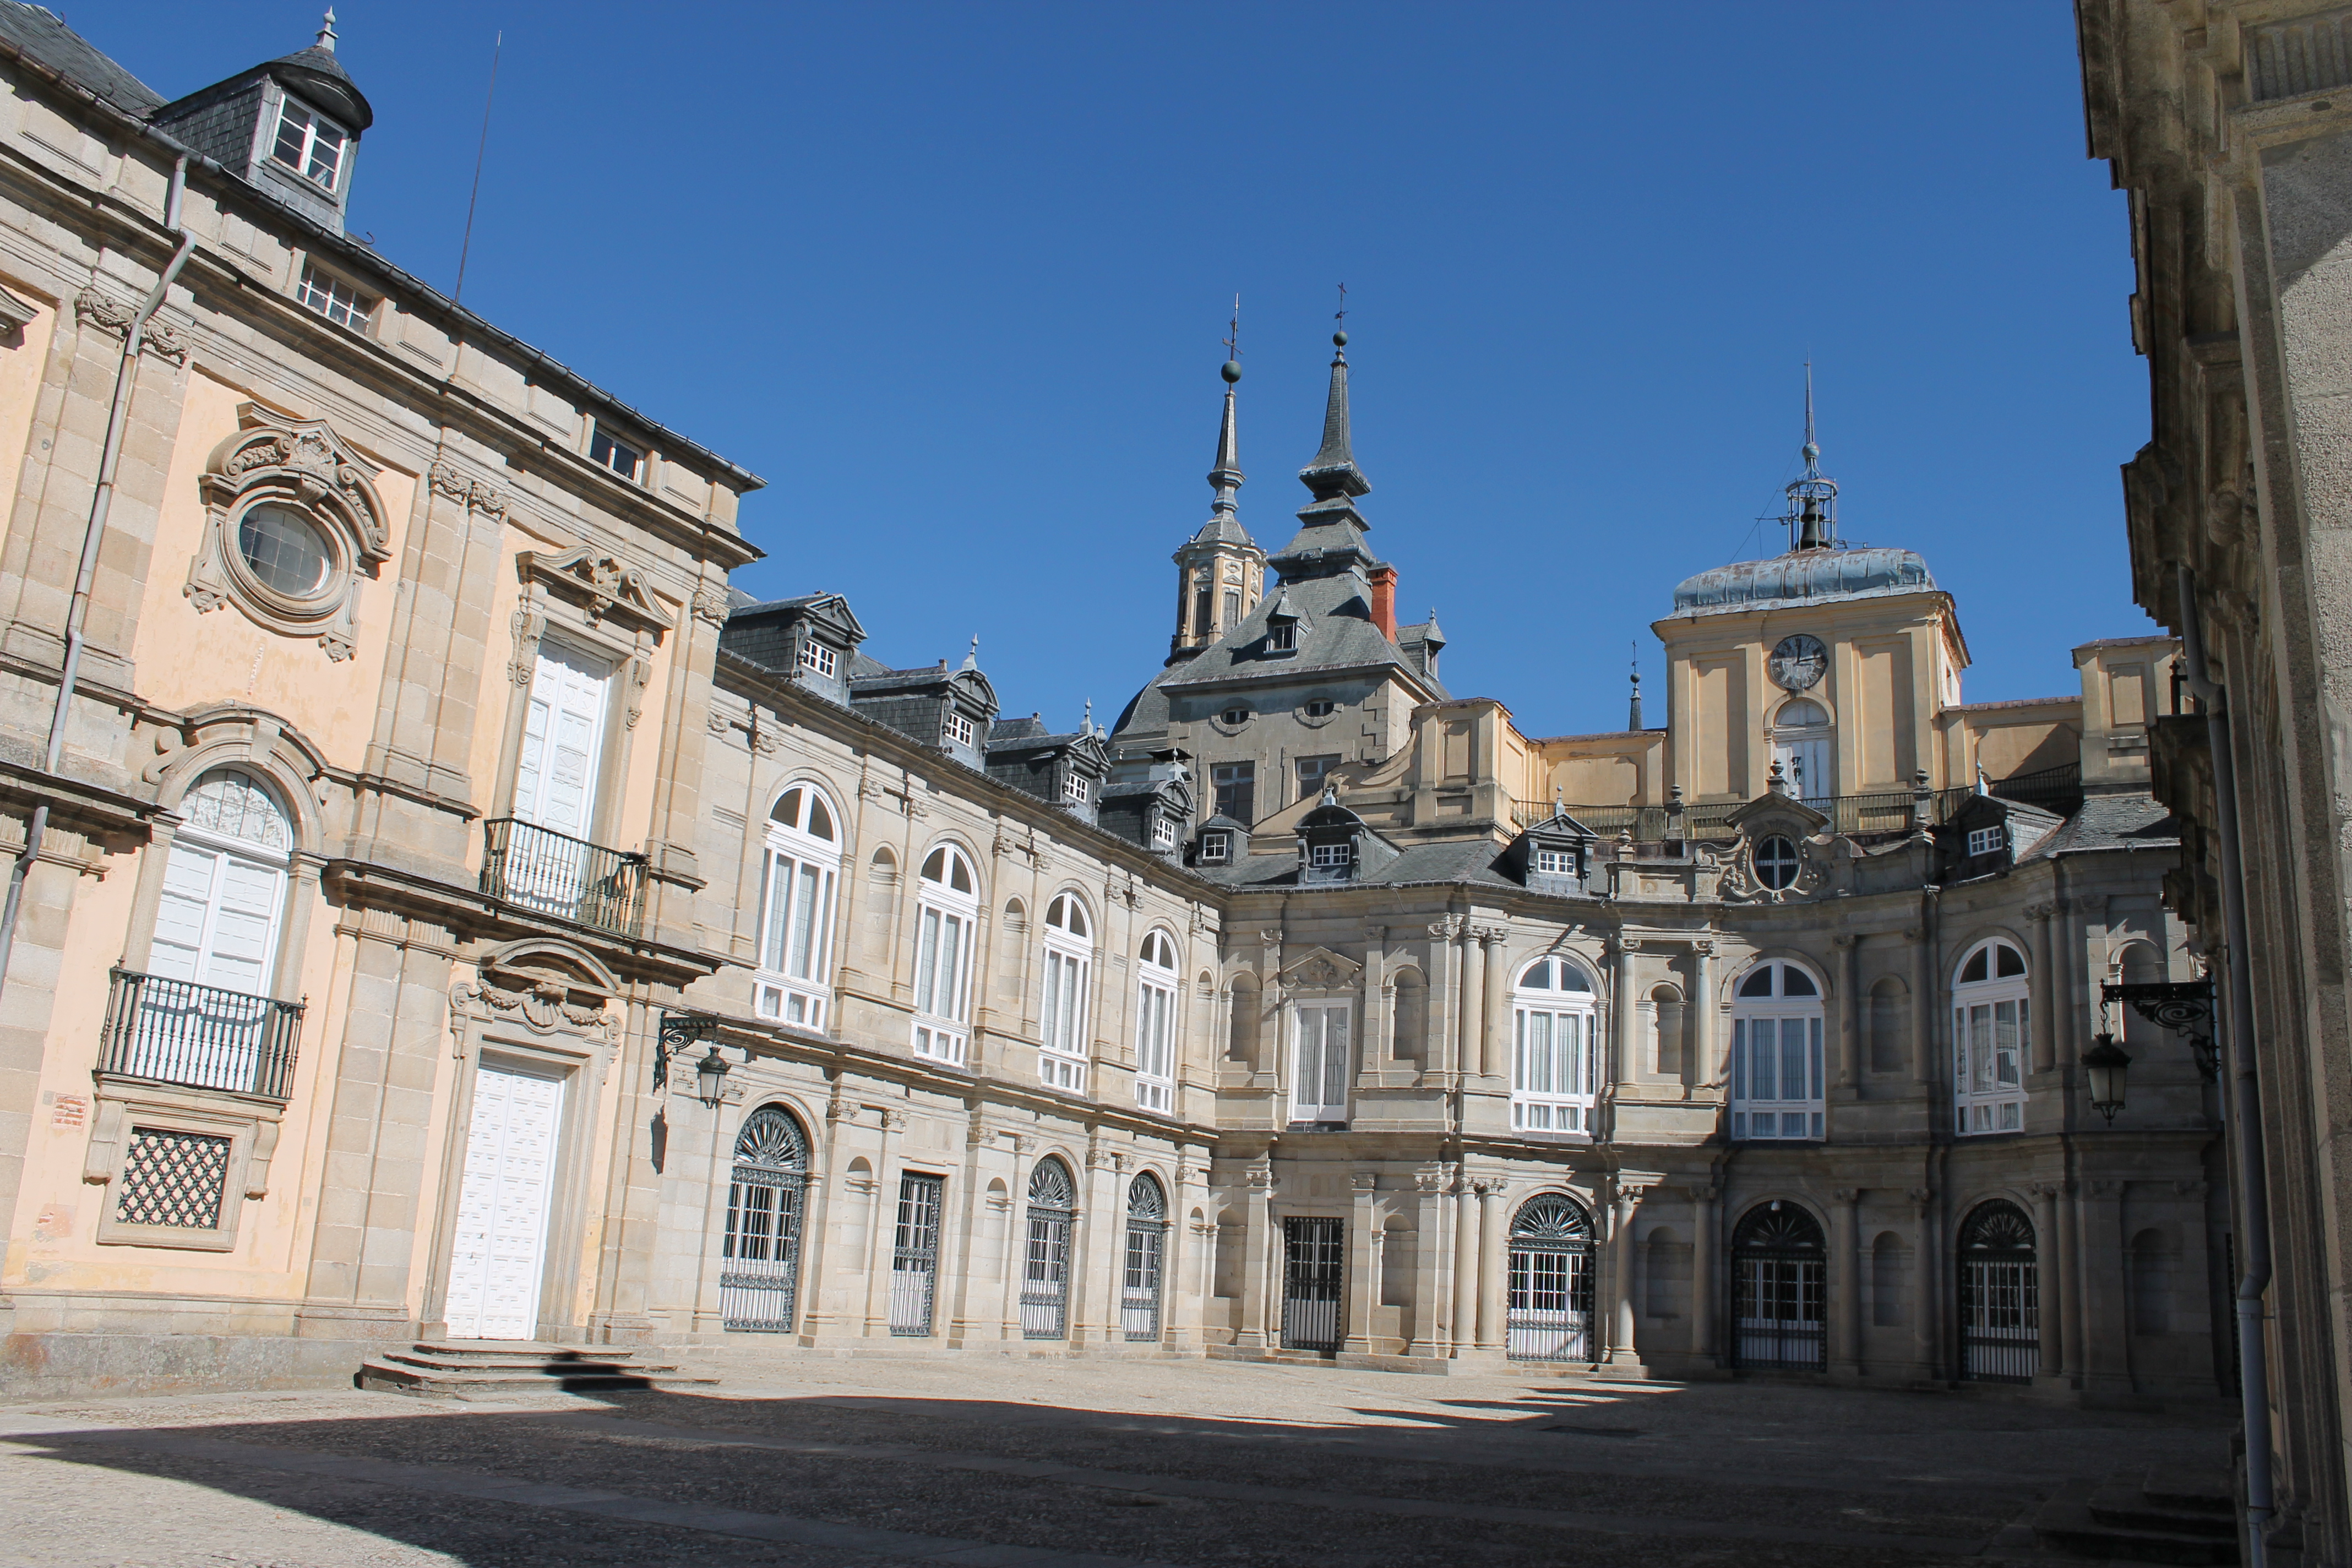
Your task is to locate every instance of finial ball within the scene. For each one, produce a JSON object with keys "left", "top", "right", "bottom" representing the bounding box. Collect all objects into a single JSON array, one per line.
[
  {"left": 1802, "top": 442, "right": 1820, "bottom": 462},
  {"left": 1332, "top": 329, "right": 1348, "bottom": 349},
  {"left": 1221, "top": 360, "right": 1242, "bottom": 384}
]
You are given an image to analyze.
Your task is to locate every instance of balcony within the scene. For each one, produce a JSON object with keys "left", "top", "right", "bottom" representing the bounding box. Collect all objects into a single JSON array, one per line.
[
  {"left": 481, "top": 818, "right": 646, "bottom": 938},
  {"left": 1514, "top": 768, "right": 2082, "bottom": 844},
  {"left": 100, "top": 968, "right": 304, "bottom": 1099}
]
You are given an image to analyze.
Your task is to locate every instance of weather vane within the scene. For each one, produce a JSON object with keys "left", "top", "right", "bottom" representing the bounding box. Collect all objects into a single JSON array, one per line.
[
  {"left": 1223, "top": 295, "right": 1240, "bottom": 363},
  {"left": 1335, "top": 282, "right": 1348, "bottom": 328}
]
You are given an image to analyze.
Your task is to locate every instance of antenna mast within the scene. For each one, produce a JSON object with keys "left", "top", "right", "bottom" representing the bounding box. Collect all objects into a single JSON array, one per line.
[{"left": 453, "top": 31, "right": 503, "bottom": 307}]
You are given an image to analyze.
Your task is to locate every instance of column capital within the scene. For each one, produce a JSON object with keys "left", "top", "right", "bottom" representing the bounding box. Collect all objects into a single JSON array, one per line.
[
  {"left": 1428, "top": 915, "right": 1466, "bottom": 943},
  {"left": 1907, "top": 1185, "right": 1934, "bottom": 1212},
  {"left": 1832, "top": 934, "right": 1860, "bottom": 950},
  {"left": 1472, "top": 924, "right": 1509, "bottom": 948},
  {"left": 1473, "top": 1177, "right": 1507, "bottom": 1196},
  {"left": 1351, "top": 1170, "right": 1380, "bottom": 1192},
  {"left": 1413, "top": 1163, "right": 1449, "bottom": 1193},
  {"left": 1832, "top": 1186, "right": 1860, "bottom": 1205}
]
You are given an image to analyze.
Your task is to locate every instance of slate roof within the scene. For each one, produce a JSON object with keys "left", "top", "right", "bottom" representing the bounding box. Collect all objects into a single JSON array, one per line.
[
  {"left": 0, "top": 3, "right": 162, "bottom": 115},
  {"left": 1670, "top": 546, "right": 1937, "bottom": 616},
  {"left": 1191, "top": 836, "right": 1519, "bottom": 891},
  {"left": 2028, "top": 792, "right": 2179, "bottom": 858}
]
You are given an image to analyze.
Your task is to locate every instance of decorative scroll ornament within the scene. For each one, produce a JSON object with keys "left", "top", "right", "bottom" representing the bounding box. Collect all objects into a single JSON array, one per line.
[
  {"left": 186, "top": 404, "right": 391, "bottom": 661},
  {"left": 428, "top": 460, "right": 507, "bottom": 519},
  {"left": 76, "top": 284, "right": 188, "bottom": 363},
  {"left": 516, "top": 545, "right": 674, "bottom": 639},
  {"left": 691, "top": 584, "right": 733, "bottom": 627},
  {"left": 1278, "top": 945, "right": 1362, "bottom": 992}
]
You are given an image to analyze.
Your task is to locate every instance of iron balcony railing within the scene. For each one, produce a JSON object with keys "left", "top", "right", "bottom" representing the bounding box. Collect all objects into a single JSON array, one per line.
[
  {"left": 481, "top": 817, "right": 646, "bottom": 938},
  {"left": 100, "top": 967, "right": 303, "bottom": 1099},
  {"left": 1986, "top": 761, "right": 2083, "bottom": 814},
  {"left": 1512, "top": 780, "right": 2087, "bottom": 842}
]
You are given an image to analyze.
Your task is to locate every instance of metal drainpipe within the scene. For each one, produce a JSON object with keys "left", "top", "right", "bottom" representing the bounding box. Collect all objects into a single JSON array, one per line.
[
  {"left": 0, "top": 155, "right": 194, "bottom": 1006},
  {"left": 2177, "top": 564, "right": 2275, "bottom": 1565}
]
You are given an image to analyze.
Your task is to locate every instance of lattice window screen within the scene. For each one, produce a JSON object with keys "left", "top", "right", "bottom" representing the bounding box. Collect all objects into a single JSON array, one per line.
[{"left": 115, "top": 1126, "right": 232, "bottom": 1229}]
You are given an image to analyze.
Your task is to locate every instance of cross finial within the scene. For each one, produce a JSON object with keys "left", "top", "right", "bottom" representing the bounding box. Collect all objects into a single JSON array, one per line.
[
  {"left": 1335, "top": 282, "right": 1348, "bottom": 327},
  {"left": 1801, "top": 359, "right": 1819, "bottom": 471},
  {"left": 1223, "top": 295, "right": 1240, "bottom": 362}
]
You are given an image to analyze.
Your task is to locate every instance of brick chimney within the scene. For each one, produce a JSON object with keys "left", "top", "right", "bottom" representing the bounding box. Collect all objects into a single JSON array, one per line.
[{"left": 1369, "top": 565, "right": 1397, "bottom": 641}]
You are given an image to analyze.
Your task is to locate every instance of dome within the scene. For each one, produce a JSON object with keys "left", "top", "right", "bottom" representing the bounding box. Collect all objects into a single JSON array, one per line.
[{"left": 1670, "top": 546, "right": 1935, "bottom": 614}]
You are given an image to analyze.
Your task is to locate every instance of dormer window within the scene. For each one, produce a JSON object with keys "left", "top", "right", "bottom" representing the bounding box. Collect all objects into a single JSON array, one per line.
[
  {"left": 1305, "top": 700, "right": 1335, "bottom": 717},
  {"left": 1199, "top": 831, "right": 1230, "bottom": 864},
  {"left": 799, "top": 640, "right": 836, "bottom": 679},
  {"left": 1221, "top": 706, "right": 1251, "bottom": 726},
  {"left": 1309, "top": 843, "right": 1349, "bottom": 870},
  {"left": 272, "top": 97, "right": 347, "bottom": 191},
  {"left": 1967, "top": 825, "right": 2004, "bottom": 857},
  {"left": 295, "top": 265, "right": 372, "bottom": 329},
  {"left": 1266, "top": 620, "right": 1297, "bottom": 653},
  {"left": 590, "top": 426, "right": 643, "bottom": 482},
  {"left": 1536, "top": 846, "right": 1577, "bottom": 875},
  {"left": 1152, "top": 816, "right": 1178, "bottom": 850},
  {"left": 943, "top": 710, "right": 975, "bottom": 748},
  {"left": 1062, "top": 771, "right": 1091, "bottom": 804}
]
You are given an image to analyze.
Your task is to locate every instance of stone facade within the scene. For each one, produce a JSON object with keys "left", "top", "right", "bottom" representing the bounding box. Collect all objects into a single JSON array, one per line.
[{"left": 0, "top": 4, "right": 2226, "bottom": 1430}]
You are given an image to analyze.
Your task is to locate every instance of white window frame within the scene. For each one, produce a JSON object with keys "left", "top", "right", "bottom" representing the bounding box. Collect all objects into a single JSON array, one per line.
[
  {"left": 1267, "top": 619, "right": 1298, "bottom": 653},
  {"left": 1061, "top": 772, "right": 1090, "bottom": 804},
  {"left": 271, "top": 95, "right": 347, "bottom": 190},
  {"left": 1151, "top": 815, "right": 1177, "bottom": 850},
  {"left": 1967, "top": 824, "right": 2004, "bottom": 857},
  {"left": 1534, "top": 846, "right": 1576, "bottom": 875},
  {"left": 942, "top": 710, "right": 975, "bottom": 748},
  {"left": 1291, "top": 1001, "right": 1352, "bottom": 1123},
  {"left": 1309, "top": 842, "right": 1349, "bottom": 869},
  {"left": 1197, "top": 831, "right": 1230, "bottom": 864},
  {"left": 909, "top": 845, "right": 978, "bottom": 1064},
  {"left": 1134, "top": 930, "right": 1179, "bottom": 1113},
  {"left": 1729, "top": 961, "right": 1826, "bottom": 1140},
  {"left": 295, "top": 264, "right": 371, "bottom": 329},
  {"left": 589, "top": 424, "right": 643, "bottom": 482},
  {"left": 1510, "top": 956, "right": 1599, "bottom": 1134},
  {"left": 753, "top": 786, "right": 841, "bottom": 1031},
  {"left": 1952, "top": 938, "right": 2029, "bottom": 1135},
  {"left": 799, "top": 639, "right": 836, "bottom": 679},
  {"left": 1038, "top": 894, "right": 1093, "bottom": 1092}
]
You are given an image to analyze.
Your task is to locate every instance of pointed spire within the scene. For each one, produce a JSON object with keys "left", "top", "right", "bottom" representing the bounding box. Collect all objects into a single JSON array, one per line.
[
  {"left": 960, "top": 634, "right": 980, "bottom": 672},
  {"left": 1783, "top": 360, "right": 1841, "bottom": 552},
  {"left": 1629, "top": 644, "right": 1645, "bottom": 731},
  {"left": 1298, "top": 288, "right": 1371, "bottom": 504},
  {"left": 1208, "top": 298, "right": 1245, "bottom": 521},
  {"left": 316, "top": 7, "right": 339, "bottom": 51}
]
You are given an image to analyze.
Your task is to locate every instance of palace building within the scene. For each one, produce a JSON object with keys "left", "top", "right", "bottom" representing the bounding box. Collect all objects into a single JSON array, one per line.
[{"left": 0, "top": 6, "right": 2222, "bottom": 1406}]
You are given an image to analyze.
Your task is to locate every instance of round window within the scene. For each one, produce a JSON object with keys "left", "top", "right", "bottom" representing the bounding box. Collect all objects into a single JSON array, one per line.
[
  {"left": 236, "top": 503, "right": 332, "bottom": 596},
  {"left": 1754, "top": 834, "right": 1800, "bottom": 890}
]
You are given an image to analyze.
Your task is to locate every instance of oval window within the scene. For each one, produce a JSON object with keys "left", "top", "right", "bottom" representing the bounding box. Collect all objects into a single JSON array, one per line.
[{"left": 236, "top": 503, "right": 332, "bottom": 596}]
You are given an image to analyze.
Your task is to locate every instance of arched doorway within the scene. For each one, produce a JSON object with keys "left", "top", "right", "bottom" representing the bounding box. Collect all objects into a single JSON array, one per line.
[
  {"left": 1506, "top": 1195, "right": 1595, "bottom": 1362},
  {"left": 719, "top": 1107, "right": 808, "bottom": 1332},
  {"left": 1732, "top": 1201, "right": 1826, "bottom": 1370},
  {"left": 1123, "top": 1172, "right": 1169, "bottom": 1342},
  {"left": 1021, "top": 1157, "right": 1076, "bottom": 1339},
  {"left": 1957, "top": 1199, "right": 2039, "bottom": 1382}
]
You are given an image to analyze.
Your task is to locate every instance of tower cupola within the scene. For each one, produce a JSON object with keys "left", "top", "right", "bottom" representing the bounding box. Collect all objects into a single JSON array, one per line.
[{"left": 1168, "top": 308, "right": 1267, "bottom": 663}]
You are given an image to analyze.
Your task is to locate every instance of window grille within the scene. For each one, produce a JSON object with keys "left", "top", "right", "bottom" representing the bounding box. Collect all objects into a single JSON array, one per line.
[
  {"left": 1731, "top": 1203, "right": 1827, "bottom": 1371},
  {"left": 1280, "top": 1217, "right": 1343, "bottom": 1351},
  {"left": 295, "top": 265, "right": 369, "bottom": 328},
  {"left": 720, "top": 1108, "right": 808, "bottom": 1332},
  {"left": 888, "top": 1173, "right": 943, "bottom": 1336},
  {"left": 1021, "top": 1159, "right": 1076, "bottom": 1338},
  {"left": 1123, "top": 1173, "right": 1168, "bottom": 1341},
  {"left": 1957, "top": 1200, "right": 2039, "bottom": 1382},
  {"left": 114, "top": 1126, "right": 232, "bottom": 1230},
  {"left": 1506, "top": 1195, "right": 1594, "bottom": 1361}
]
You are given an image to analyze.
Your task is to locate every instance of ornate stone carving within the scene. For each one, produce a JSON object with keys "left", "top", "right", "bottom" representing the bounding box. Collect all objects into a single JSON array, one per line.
[
  {"left": 691, "top": 584, "right": 733, "bottom": 627},
  {"left": 428, "top": 460, "right": 507, "bottom": 518},
  {"left": 1352, "top": 1171, "right": 1379, "bottom": 1191},
  {"left": 76, "top": 284, "right": 188, "bottom": 362},
  {"left": 705, "top": 707, "right": 734, "bottom": 737},
  {"left": 1427, "top": 915, "right": 1466, "bottom": 942},
  {"left": 516, "top": 545, "right": 674, "bottom": 643},
  {"left": 1278, "top": 945, "right": 1363, "bottom": 992}
]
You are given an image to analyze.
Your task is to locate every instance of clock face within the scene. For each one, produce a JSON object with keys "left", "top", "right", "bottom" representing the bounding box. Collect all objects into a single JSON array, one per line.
[{"left": 1770, "top": 634, "right": 1828, "bottom": 692}]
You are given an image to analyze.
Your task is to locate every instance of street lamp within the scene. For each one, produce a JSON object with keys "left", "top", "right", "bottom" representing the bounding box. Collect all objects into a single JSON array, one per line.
[
  {"left": 2083, "top": 1033, "right": 2132, "bottom": 1124},
  {"left": 694, "top": 1043, "right": 733, "bottom": 1108}
]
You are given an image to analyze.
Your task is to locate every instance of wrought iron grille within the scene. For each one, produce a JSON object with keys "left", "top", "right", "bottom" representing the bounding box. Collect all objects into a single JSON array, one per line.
[
  {"left": 888, "top": 1173, "right": 943, "bottom": 1336},
  {"left": 719, "top": 1108, "right": 808, "bottom": 1332},
  {"left": 1021, "top": 1159, "right": 1076, "bottom": 1340},
  {"left": 1123, "top": 1172, "right": 1167, "bottom": 1342},
  {"left": 115, "top": 1125, "right": 232, "bottom": 1229},
  {"left": 1732, "top": 1204, "right": 1827, "bottom": 1371},
  {"left": 1957, "top": 1200, "right": 2039, "bottom": 1383},
  {"left": 1513, "top": 786, "right": 1981, "bottom": 842},
  {"left": 1281, "top": 1217, "right": 1344, "bottom": 1351},
  {"left": 1506, "top": 1195, "right": 1595, "bottom": 1362},
  {"left": 481, "top": 817, "right": 646, "bottom": 938},
  {"left": 100, "top": 968, "right": 303, "bottom": 1099}
]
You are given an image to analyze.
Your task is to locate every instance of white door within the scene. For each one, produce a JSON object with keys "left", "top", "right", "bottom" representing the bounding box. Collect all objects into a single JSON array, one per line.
[
  {"left": 444, "top": 1062, "right": 567, "bottom": 1341},
  {"left": 150, "top": 840, "right": 285, "bottom": 995},
  {"left": 514, "top": 642, "right": 612, "bottom": 837},
  {"left": 1773, "top": 736, "right": 1831, "bottom": 805},
  {"left": 1292, "top": 1004, "right": 1351, "bottom": 1123}
]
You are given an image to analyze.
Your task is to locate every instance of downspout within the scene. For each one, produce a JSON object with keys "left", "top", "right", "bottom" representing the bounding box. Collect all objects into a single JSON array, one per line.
[
  {"left": 0, "top": 155, "right": 194, "bottom": 1005},
  {"left": 2177, "top": 564, "right": 2274, "bottom": 1565}
]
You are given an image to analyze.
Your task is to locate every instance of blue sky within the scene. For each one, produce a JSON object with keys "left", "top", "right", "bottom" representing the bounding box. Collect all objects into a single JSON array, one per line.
[{"left": 91, "top": 1, "right": 2148, "bottom": 740}]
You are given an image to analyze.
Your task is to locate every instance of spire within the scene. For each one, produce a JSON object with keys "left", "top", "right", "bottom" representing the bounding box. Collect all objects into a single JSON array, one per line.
[
  {"left": 960, "top": 635, "right": 980, "bottom": 672},
  {"left": 316, "top": 7, "right": 339, "bottom": 51},
  {"left": 1629, "top": 645, "right": 1645, "bottom": 731},
  {"left": 1783, "top": 360, "right": 1841, "bottom": 552},
  {"left": 1208, "top": 298, "right": 1245, "bottom": 524},
  {"left": 1298, "top": 287, "right": 1371, "bottom": 505}
]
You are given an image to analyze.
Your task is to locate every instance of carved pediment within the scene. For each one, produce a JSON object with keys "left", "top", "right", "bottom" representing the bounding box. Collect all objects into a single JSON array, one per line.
[
  {"left": 201, "top": 404, "right": 392, "bottom": 565},
  {"left": 1278, "top": 945, "right": 1363, "bottom": 992},
  {"left": 519, "top": 545, "right": 674, "bottom": 638}
]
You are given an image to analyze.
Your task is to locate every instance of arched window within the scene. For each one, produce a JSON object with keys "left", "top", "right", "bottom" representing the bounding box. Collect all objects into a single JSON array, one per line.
[
  {"left": 910, "top": 845, "right": 978, "bottom": 1063},
  {"left": 1649, "top": 983, "right": 1685, "bottom": 1075},
  {"left": 1038, "top": 893, "right": 1093, "bottom": 1092},
  {"left": 1953, "top": 938, "right": 2029, "bottom": 1135},
  {"left": 1957, "top": 1199, "right": 2038, "bottom": 1382},
  {"left": 1122, "top": 1172, "right": 1168, "bottom": 1341},
  {"left": 1506, "top": 1194, "right": 1594, "bottom": 1362},
  {"left": 1731, "top": 1201, "right": 1826, "bottom": 1370},
  {"left": 1021, "top": 1157, "right": 1076, "bottom": 1339},
  {"left": 132, "top": 770, "right": 298, "bottom": 1094},
  {"left": 719, "top": 1106, "right": 808, "bottom": 1332},
  {"left": 1511, "top": 956, "right": 1599, "bottom": 1134},
  {"left": 755, "top": 785, "right": 841, "bottom": 1029},
  {"left": 1134, "top": 929, "right": 1178, "bottom": 1113},
  {"left": 1730, "top": 961, "right": 1824, "bottom": 1141}
]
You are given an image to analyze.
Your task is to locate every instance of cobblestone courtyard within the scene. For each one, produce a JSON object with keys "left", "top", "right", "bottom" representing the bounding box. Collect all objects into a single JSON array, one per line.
[{"left": 0, "top": 1357, "right": 2235, "bottom": 1567}]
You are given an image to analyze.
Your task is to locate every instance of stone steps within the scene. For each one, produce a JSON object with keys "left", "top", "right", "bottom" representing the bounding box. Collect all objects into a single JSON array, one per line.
[
  {"left": 357, "top": 1341, "right": 721, "bottom": 1399},
  {"left": 2030, "top": 1467, "right": 2237, "bottom": 1565}
]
